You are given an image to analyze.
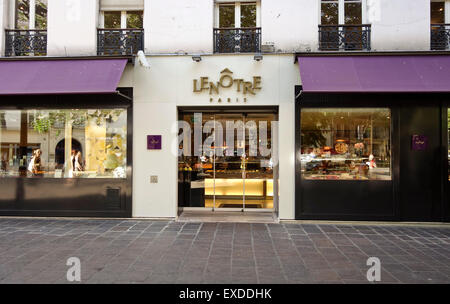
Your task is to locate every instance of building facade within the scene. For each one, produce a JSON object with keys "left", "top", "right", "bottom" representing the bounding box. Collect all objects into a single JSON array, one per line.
[{"left": 0, "top": 0, "right": 449, "bottom": 222}]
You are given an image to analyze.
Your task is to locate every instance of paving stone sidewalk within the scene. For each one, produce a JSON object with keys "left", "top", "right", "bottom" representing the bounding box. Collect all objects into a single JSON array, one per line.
[{"left": 0, "top": 218, "right": 449, "bottom": 284}]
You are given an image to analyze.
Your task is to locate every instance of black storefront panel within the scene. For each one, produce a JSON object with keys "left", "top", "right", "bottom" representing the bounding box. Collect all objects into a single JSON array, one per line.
[
  {"left": 399, "top": 105, "right": 443, "bottom": 221},
  {"left": 0, "top": 92, "right": 133, "bottom": 217},
  {"left": 295, "top": 92, "right": 450, "bottom": 222}
]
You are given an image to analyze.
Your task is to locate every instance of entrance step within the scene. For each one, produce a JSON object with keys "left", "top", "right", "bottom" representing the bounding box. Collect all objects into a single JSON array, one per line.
[{"left": 177, "top": 211, "right": 277, "bottom": 223}]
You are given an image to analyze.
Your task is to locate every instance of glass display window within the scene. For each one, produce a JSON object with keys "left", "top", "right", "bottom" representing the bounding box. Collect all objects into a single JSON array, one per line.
[
  {"left": 0, "top": 108, "right": 127, "bottom": 179},
  {"left": 300, "top": 108, "right": 391, "bottom": 180}
]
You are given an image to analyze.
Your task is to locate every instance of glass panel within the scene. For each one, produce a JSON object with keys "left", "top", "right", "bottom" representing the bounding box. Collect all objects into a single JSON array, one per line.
[
  {"left": 431, "top": 2, "right": 445, "bottom": 24},
  {"left": 127, "top": 10, "right": 143, "bottom": 28},
  {"left": 244, "top": 113, "right": 275, "bottom": 209},
  {"left": 104, "top": 11, "right": 121, "bottom": 28},
  {"left": 178, "top": 112, "right": 211, "bottom": 208},
  {"left": 15, "top": 0, "right": 30, "bottom": 30},
  {"left": 0, "top": 109, "right": 127, "bottom": 179},
  {"left": 300, "top": 108, "right": 391, "bottom": 181},
  {"left": 214, "top": 113, "right": 245, "bottom": 209},
  {"left": 35, "top": 0, "right": 47, "bottom": 29},
  {"left": 241, "top": 3, "right": 257, "bottom": 28},
  {"left": 219, "top": 4, "right": 235, "bottom": 28},
  {"left": 177, "top": 111, "right": 276, "bottom": 210},
  {"left": 345, "top": 0, "right": 362, "bottom": 25},
  {"left": 321, "top": 1, "right": 339, "bottom": 25}
]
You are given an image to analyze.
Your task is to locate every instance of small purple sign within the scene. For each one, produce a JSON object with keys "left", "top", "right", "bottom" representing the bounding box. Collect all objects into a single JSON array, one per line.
[
  {"left": 412, "top": 135, "right": 428, "bottom": 151},
  {"left": 147, "top": 135, "right": 162, "bottom": 150}
]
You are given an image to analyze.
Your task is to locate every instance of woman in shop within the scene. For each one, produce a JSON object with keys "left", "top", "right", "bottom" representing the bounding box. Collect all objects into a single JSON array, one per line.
[
  {"left": 72, "top": 150, "right": 85, "bottom": 176},
  {"left": 28, "top": 149, "right": 43, "bottom": 176}
]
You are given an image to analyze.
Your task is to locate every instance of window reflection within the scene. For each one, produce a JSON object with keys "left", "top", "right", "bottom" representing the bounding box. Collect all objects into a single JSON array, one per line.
[
  {"left": 431, "top": 2, "right": 445, "bottom": 24},
  {"left": 300, "top": 108, "right": 391, "bottom": 180},
  {"left": 126, "top": 11, "right": 144, "bottom": 28},
  {"left": 219, "top": 4, "right": 235, "bottom": 28},
  {"left": 15, "top": 0, "right": 47, "bottom": 30},
  {"left": 241, "top": 3, "right": 257, "bottom": 27},
  {"left": 0, "top": 109, "right": 127, "bottom": 178},
  {"left": 345, "top": 0, "right": 362, "bottom": 25},
  {"left": 321, "top": 1, "right": 339, "bottom": 25},
  {"left": 104, "top": 11, "right": 121, "bottom": 28}
]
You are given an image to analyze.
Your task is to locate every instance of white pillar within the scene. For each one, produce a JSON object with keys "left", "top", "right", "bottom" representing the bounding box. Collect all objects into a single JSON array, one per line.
[{"left": 29, "top": 0, "right": 36, "bottom": 30}]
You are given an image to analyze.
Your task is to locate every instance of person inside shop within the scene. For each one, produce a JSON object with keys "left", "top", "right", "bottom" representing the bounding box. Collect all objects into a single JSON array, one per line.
[
  {"left": 28, "top": 149, "right": 42, "bottom": 176},
  {"left": 368, "top": 154, "right": 377, "bottom": 169},
  {"left": 0, "top": 152, "right": 6, "bottom": 172},
  {"left": 72, "top": 150, "right": 85, "bottom": 176}
]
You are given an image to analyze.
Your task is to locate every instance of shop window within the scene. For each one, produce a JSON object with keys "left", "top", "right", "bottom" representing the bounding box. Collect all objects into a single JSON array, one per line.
[
  {"left": 15, "top": 0, "right": 47, "bottom": 30},
  {"left": 300, "top": 108, "right": 391, "bottom": 181},
  {"left": 0, "top": 109, "right": 127, "bottom": 179},
  {"left": 102, "top": 10, "right": 143, "bottom": 28}
]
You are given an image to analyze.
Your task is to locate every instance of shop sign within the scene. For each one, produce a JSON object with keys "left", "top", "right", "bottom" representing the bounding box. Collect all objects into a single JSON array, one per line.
[
  {"left": 147, "top": 135, "right": 162, "bottom": 150},
  {"left": 193, "top": 68, "right": 262, "bottom": 103},
  {"left": 411, "top": 135, "right": 428, "bottom": 151}
]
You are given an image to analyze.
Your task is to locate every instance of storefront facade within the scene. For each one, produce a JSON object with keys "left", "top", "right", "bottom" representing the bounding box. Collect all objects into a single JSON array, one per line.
[
  {"left": 0, "top": 58, "right": 133, "bottom": 217},
  {"left": 295, "top": 55, "right": 450, "bottom": 222},
  {"left": 132, "top": 54, "right": 299, "bottom": 220}
]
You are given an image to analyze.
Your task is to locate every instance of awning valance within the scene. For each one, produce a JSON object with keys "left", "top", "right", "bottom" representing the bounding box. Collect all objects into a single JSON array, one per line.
[
  {"left": 0, "top": 59, "right": 127, "bottom": 95},
  {"left": 297, "top": 55, "right": 450, "bottom": 93}
]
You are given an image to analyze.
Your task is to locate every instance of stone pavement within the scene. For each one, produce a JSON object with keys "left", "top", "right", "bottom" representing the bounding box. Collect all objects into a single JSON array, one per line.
[{"left": 0, "top": 218, "right": 449, "bottom": 284}]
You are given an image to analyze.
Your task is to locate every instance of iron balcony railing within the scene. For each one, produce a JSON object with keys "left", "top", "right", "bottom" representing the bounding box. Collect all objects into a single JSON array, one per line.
[
  {"left": 97, "top": 28, "right": 144, "bottom": 56},
  {"left": 213, "top": 27, "right": 261, "bottom": 53},
  {"left": 5, "top": 29, "right": 47, "bottom": 57},
  {"left": 318, "top": 24, "right": 371, "bottom": 51},
  {"left": 431, "top": 24, "right": 450, "bottom": 50}
]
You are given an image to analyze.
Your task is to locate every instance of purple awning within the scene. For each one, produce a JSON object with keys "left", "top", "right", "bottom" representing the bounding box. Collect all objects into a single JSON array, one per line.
[
  {"left": 0, "top": 59, "right": 127, "bottom": 95},
  {"left": 297, "top": 55, "right": 450, "bottom": 93}
]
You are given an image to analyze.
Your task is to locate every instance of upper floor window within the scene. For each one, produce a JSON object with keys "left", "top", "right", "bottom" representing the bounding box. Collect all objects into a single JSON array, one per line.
[
  {"left": 15, "top": 0, "right": 47, "bottom": 30},
  {"left": 216, "top": 1, "right": 260, "bottom": 28},
  {"left": 321, "top": 0, "right": 364, "bottom": 25},
  {"left": 214, "top": 1, "right": 261, "bottom": 53},
  {"left": 430, "top": 1, "right": 450, "bottom": 50},
  {"left": 98, "top": 8, "right": 144, "bottom": 56},
  {"left": 431, "top": 1, "right": 446, "bottom": 23},
  {"left": 319, "top": 0, "right": 370, "bottom": 51},
  {"left": 101, "top": 10, "right": 144, "bottom": 29}
]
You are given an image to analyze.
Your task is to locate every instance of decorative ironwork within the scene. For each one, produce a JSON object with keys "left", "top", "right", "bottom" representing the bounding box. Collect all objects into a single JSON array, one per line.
[
  {"left": 431, "top": 24, "right": 450, "bottom": 50},
  {"left": 97, "top": 28, "right": 144, "bottom": 56},
  {"left": 213, "top": 27, "right": 261, "bottom": 53},
  {"left": 318, "top": 25, "right": 371, "bottom": 51},
  {"left": 5, "top": 30, "right": 47, "bottom": 57}
]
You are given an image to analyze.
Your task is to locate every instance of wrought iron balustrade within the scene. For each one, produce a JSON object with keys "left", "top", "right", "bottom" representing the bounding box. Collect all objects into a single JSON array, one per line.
[
  {"left": 5, "top": 30, "right": 47, "bottom": 57},
  {"left": 97, "top": 28, "right": 144, "bottom": 56},
  {"left": 318, "top": 24, "right": 371, "bottom": 51},
  {"left": 213, "top": 27, "right": 261, "bottom": 53},
  {"left": 431, "top": 24, "right": 450, "bottom": 50}
]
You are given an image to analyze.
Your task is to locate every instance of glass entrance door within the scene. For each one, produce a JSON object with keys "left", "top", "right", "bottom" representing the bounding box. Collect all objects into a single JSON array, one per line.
[{"left": 178, "top": 110, "right": 276, "bottom": 211}]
